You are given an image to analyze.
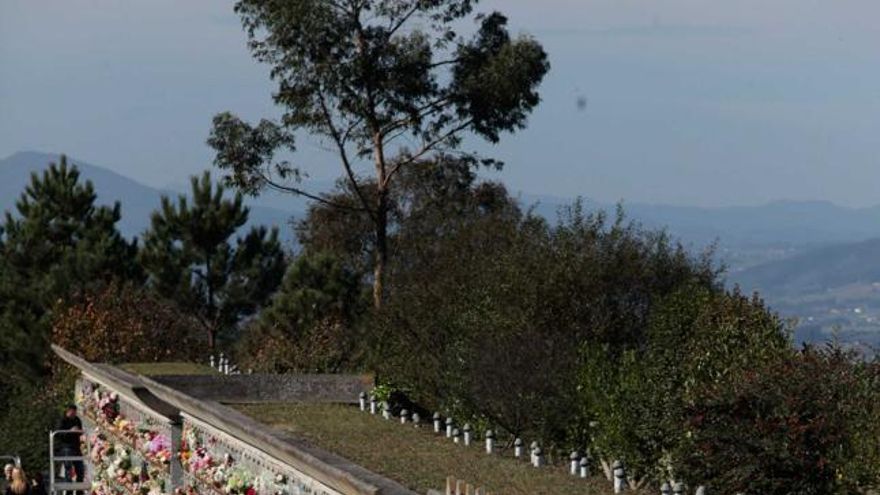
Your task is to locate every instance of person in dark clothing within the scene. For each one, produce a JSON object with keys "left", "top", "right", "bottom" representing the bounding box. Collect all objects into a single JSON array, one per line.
[
  {"left": 28, "top": 473, "right": 46, "bottom": 495},
  {"left": 56, "top": 405, "right": 84, "bottom": 484}
]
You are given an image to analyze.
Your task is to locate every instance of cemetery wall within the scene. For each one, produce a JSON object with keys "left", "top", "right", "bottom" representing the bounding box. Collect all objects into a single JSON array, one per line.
[{"left": 52, "top": 345, "right": 414, "bottom": 495}]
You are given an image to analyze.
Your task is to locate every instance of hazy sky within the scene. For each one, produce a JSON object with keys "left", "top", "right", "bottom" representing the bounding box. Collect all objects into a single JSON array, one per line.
[{"left": 2, "top": 1, "right": 879, "bottom": 207}]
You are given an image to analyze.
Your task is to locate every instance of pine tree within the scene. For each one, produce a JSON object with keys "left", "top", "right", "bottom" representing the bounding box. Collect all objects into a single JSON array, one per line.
[
  {"left": 0, "top": 155, "right": 139, "bottom": 382},
  {"left": 140, "top": 172, "right": 286, "bottom": 349}
]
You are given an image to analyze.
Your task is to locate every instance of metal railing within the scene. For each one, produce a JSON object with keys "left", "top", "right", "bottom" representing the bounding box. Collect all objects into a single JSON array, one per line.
[
  {"left": 0, "top": 455, "right": 21, "bottom": 467},
  {"left": 48, "top": 429, "right": 90, "bottom": 495}
]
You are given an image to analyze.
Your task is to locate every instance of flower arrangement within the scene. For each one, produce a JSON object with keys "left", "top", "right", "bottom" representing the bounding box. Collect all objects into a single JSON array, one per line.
[
  {"left": 81, "top": 380, "right": 305, "bottom": 495},
  {"left": 88, "top": 432, "right": 166, "bottom": 495},
  {"left": 81, "top": 382, "right": 173, "bottom": 471},
  {"left": 81, "top": 380, "right": 172, "bottom": 495},
  {"left": 178, "top": 422, "right": 294, "bottom": 495}
]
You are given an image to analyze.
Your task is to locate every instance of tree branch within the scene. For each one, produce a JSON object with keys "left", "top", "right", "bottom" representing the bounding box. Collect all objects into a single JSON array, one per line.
[
  {"left": 383, "top": 119, "right": 474, "bottom": 187},
  {"left": 316, "top": 90, "right": 378, "bottom": 222},
  {"left": 387, "top": 3, "right": 421, "bottom": 37},
  {"left": 428, "top": 57, "right": 461, "bottom": 69},
  {"left": 379, "top": 95, "right": 454, "bottom": 138},
  {"left": 258, "top": 170, "right": 366, "bottom": 212}
]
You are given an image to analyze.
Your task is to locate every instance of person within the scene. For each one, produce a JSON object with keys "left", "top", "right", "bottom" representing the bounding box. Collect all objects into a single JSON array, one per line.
[
  {"left": 5, "top": 467, "right": 29, "bottom": 495},
  {"left": 1, "top": 464, "right": 13, "bottom": 493},
  {"left": 56, "top": 404, "right": 84, "bottom": 484},
  {"left": 28, "top": 473, "right": 46, "bottom": 495}
]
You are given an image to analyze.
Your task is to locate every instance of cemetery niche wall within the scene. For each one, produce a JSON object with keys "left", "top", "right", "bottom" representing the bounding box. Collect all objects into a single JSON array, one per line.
[{"left": 53, "top": 345, "right": 411, "bottom": 495}]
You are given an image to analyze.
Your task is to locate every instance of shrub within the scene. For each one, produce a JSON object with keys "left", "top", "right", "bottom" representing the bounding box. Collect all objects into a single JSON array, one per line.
[
  {"left": 51, "top": 282, "right": 204, "bottom": 364},
  {"left": 582, "top": 285, "right": 791, "bottom": 484},
  {"left": 237, "top": 252, "right": 366, "bottom": 373},
  {"left": 370, "top": 202, "right": 720, "bottom": 456},
  {"left": 677, "top": 344, "right": 880, "bottom": 493}
]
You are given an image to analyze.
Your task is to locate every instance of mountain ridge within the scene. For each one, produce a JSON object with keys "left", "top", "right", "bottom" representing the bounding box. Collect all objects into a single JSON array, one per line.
[{"left": 0, "top": 151, "right": 301, "bottom": 247}]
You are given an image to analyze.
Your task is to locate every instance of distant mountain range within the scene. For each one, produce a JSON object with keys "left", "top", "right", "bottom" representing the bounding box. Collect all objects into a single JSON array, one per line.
[
  {"left": 524, "top": 195, "right": 880, "bottom": 250},
  {"left": 6, "top": 150, "right": 880, "bottom": 345},
  {"left": 0, "top": 151, "right": 303, "bottom": 248},
  {"left": 6, "top": 149, "right": 880, "bottom": 292}
]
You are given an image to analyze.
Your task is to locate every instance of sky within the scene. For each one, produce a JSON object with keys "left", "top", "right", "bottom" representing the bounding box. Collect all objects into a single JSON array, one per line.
[{"left": 1, "top": 0, "right": 879, "bottom": 208}]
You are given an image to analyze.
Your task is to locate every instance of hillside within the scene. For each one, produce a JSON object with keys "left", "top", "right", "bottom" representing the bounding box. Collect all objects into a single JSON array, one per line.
[
  {"left": 730, "top": 239, "right": 880, "bottom": 348},
  {"left": 0, "top": 151, "right": 302, "bottom": 247},
  {"left": 733, "top": 238, "right": 880, "bottom": 298}
]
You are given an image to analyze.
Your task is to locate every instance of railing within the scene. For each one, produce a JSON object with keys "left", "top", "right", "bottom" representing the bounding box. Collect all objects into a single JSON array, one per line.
[{"left": 48, "top": 429, "right": 90, "bottom": 495}]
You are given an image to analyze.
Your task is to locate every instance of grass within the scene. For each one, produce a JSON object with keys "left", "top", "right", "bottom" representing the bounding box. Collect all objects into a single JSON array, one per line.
[
  {"left": 233, "top": 403, "right": 621, "bottom": 495},
  {"left": 121, "top": 362, "right": 218, "bottom": 376}
]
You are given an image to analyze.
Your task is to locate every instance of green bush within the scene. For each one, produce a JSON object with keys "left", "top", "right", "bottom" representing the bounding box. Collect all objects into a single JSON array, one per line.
[
  {"left": 677, "top": 344, "right": 880, "bottom": 493},
  {"left": 237, "top": 252, "right": 366, "bottom": 373},
  {"left": 370, "top": 202, "right": 720, "bottom": 460},
  {"left": 582, "top": 285, "right": 791, "bottom": 485}
]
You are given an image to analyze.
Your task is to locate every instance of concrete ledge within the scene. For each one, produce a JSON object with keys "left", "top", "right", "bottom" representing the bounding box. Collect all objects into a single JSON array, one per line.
[
  {"left": 151, "top": 373, "right": 374, "bottom": 404},
  {"left": 52, "top": 344, "right": 179, "bottom": 419}
]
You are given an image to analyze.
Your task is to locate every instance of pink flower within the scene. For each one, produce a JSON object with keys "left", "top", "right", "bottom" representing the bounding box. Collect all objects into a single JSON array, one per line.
[{"left": 148, "top": 434, "right": 171, "bottom": 455}]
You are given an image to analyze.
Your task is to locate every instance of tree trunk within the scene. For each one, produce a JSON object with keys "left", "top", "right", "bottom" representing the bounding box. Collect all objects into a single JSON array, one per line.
[
  {"left": 372, "top": 132, "right": 388, "bottom": 310},
  {"left": 372, "top": 205, "right": 387, "bottom": 309},
  {"left": 205, "top": 252, "right": 217, "bottom": 348}
]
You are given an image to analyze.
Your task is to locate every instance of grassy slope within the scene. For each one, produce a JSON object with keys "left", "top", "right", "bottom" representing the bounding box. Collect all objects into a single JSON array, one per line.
[
  {"left": 234, "top": 403, "right": 621, "bottom": 495},
  {"left": 121, "top": 362, "right": 218, "bottom": 376}
]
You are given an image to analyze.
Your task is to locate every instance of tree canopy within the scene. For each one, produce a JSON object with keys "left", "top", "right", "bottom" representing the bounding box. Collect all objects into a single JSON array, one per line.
[
  {"left": 0, "top": 156, "right": 138, "bottom": 381},
  {"left": 208, "top": 0, "right": 550, "bottom": 308}
]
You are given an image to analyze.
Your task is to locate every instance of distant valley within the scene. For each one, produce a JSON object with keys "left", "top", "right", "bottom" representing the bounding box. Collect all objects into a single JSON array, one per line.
[{"left": 5, "top": 150, "right": 880, "bottom": 349}]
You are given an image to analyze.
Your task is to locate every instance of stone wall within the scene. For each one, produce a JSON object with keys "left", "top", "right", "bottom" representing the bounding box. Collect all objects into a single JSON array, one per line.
[
  {"left": 52, "top": 345, "right": 413, "bottom": 495},
  {"left": 152, "top": 374, "right": 374, "bottom": 404}
]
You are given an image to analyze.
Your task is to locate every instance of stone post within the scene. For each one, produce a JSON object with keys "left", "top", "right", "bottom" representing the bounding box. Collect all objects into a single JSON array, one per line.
[
  {"left": 485, "top": 430, "right": 495, "bottom": 454},
  {"left": 514, "top": 438, "right": 524, "bottom": 458},
  {"left": 673, "top": 482, "right": 684, "bottom": 495},
  {"left": 579, "top": 456, "right": 589, "bottom": 478},
  {"left": 369, "top": 395, "right": 377, "bottom": 415},
  {"left": 463, "top": 423, "right": 472, "bottom": 446},
  {"left": 382, "top": 401, "right": 391, "bottom": 420},
  {"left": 661, "top": 482, "right": 671, "bottom": 495},
  {"left": 695, "top": 486, "right": 706, "bottom": 495},
  {"left": 529, "top": 441, "right": 539, "bottom": 464},
  {"left": 209, "top": 355, "right": 215, "bottom": 369},
  {"left": 433, "top": 412, "right": 442, "bottom": 433},
  {"left": 400, "top": 409, "right": 410, "bottom": 424},
  {"left": 612, "top": 460, "right": 625, "bottom": 493},
  {"left": 452, "top": 428, "right": 461, "bottom": 444},
  {"left": 412, "top": 412, "right": 421, "bottom": 427},
  {"left": 570, "top": 451, "right": 580, "bottom": 475},
  {"left": 358, "top": 392, "right": 367, "bottom": 412},
  {"left": 169, "top": 422, "right": 183, "bottom": 489},
  {"left": 446, "top": 417, "right": 454, "bottom": 438},
  {"left": 533, "top": 447, "right": 544, "bottom": 467}
]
